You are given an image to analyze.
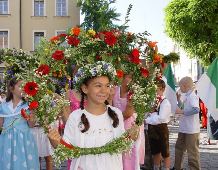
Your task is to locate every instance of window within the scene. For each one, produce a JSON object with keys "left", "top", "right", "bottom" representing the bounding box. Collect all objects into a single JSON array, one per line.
[
  {"left": 0, "top": 0, "right": 8, "bottom": 14},
  {"left": 0, "top": 31, "right": 8, "bottom": 49},
  {"left": 34, "top": 32, "right": 44, "bottom": 50},
  {"left": 56, "top": 0, "right": 67, "bottom": 16},
  {"left": 56, "top": 30, "right": 65, "bottom": 36},
  {"left": 34, "top": 0, "right": 44, "bottom": 16}
]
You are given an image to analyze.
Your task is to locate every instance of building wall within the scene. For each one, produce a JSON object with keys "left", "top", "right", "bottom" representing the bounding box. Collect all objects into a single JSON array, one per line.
[
  {"left": 0, "top": 0, "right": 21, "bottom": 49},
  {"left": 0, "top": 0, "right": 80, "bottom": 51},
  {"left": 21, "top": 0, "right": 80, "bottom": 51},
  {"left": 172, "top": 45, "right": 198, "bottom": 84}
]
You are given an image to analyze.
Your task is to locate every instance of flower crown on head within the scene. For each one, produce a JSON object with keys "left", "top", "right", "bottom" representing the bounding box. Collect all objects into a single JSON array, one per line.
[{"left": 73, "top": 61, "right": 117, "bottom": 91}]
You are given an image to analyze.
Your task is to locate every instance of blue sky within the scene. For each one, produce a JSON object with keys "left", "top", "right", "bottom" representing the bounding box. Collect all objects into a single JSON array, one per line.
[{"left": 113, "top": 0, "right": 173, "bottom": 54}]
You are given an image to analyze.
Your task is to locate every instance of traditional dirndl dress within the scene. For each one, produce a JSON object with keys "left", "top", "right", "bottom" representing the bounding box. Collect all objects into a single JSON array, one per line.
[{"left": 0, "top": 101, "right": 39, "bottom": 170}]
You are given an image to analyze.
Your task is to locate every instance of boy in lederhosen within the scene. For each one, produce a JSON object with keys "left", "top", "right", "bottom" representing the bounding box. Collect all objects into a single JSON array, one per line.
[{"left": 145, "top": 79, "right": 172, "bottom": 170}]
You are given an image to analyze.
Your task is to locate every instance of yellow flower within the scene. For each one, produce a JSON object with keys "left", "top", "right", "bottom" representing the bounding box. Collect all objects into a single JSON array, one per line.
[
  {"left": 87, "top": 29, "right": 96, "bottom": 36},
  {"left": 47, "top": 90, "right": 53, "bottom": 95}
]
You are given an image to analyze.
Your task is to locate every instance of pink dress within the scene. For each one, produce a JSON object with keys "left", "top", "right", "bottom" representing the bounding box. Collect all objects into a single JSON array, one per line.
[{"left": 113, "top": 86, "right": 145, "bottom": 170}]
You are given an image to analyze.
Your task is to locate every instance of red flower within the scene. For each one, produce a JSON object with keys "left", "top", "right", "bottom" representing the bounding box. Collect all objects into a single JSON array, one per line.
[
  {"left": 104, "top": 32, "right": 117, "bottom": 46},
  {"left": 148, "top": 41, "right": 158, "bottom": 48},
  {"left": 24, "top": 81, "right": 38, "bottom": 96},
  {"left": 21, "top": 109, "right": 30, "bottom": 120},
  {"left": 36, "top": 64, "right": 50, "bottom": 75},
  {"left": 131, "top": 48, "right": 140, "bottom": 58},
  {"left": 29, "top": 101, "right": 39, "bottom": 110},
  {"left": 140, "top": 67, "right": 149, "bottom": 78},
  {"left": 50, "top": 36, "right": 60, "bottom": 43},
  {"left": 58, "top": 33, "right": 67, "bottom": 42},
  {"left": 116, "top": 69, "right": 124, "bottom": 78},
  {"left": 52, "top": 50, "right": 64, "bottom": 60},
  {"left": 58, "top": 33, "right": 67, "bottom": 38},
  {"left": 153, "top": 54, "right": 162, "bottom": 63},
  {"left": 71, "top": 27, "right": 80, "bottom": 36},
  {"left": 94, "top": 32, "right": 100, "bottom": 39},
  {"left": 60, "top": 138, "right": 75, "bottom": 150},
  {"left": 67, "top": 36, "right": 80, "bottom": 46},
  {"left": 130, "top": 55, "right": 141, "bottom": 64},
  {"left": 129, "top": 49, "right": 141, "bottom": 64},
  {"left": 96, "top": 55, "right": 102, "bottom": 60}
]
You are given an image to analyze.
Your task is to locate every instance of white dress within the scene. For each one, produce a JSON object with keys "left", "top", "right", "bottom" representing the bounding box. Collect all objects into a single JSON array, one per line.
[
  {"left": 62, "top": 105, "right": 125, "bottom": 170},
  {"left": 31, "top": 127, "right": 54, "bottom": 157},
  {"left": 31, "top": 121, "right": 57, "bottom": 157}
]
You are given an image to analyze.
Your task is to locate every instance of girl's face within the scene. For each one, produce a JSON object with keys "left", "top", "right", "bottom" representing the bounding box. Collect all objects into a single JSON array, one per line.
[
  {"left": 82, "top": 76, "right": 111, "bottom": 105},
  {"left": 11, "top": 80, "right": 22, "bottom": 99}
]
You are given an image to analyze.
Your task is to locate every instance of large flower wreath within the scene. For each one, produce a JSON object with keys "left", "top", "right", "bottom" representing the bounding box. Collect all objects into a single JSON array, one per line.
[
  {"left": 39, "top": 27, "right": 162, "bottom": 166},
  {"left": 1, "top": 26, "right": 163, "bottom": 166}
]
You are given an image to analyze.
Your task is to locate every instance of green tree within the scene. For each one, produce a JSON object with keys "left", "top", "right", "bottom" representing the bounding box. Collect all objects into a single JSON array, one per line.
[
  {"left": 165, "top": 0, "right": 218, "bottom": 66},
  {"left": 77, "top": 0, "right": 121, "bottom": 31}
]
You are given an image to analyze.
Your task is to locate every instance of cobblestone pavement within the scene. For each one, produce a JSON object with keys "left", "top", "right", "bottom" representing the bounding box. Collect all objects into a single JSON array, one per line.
[
  {"left": 168, "top": 124, "right": 218, "bottom": 170},
  {"left": 42, "top": 124, "right": 218, "bottom": 170}
]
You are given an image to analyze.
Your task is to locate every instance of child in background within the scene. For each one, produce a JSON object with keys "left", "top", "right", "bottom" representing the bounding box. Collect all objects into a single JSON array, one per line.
[
  {"left": 48, "top": 61, "right": 139, "bottom": 170},
  {"left": 31, "top": 124, "right": 54, "bottom": 170},
  {"left": 145, "top": 79, "right": 171, "bottom": 170},
  {"left": 113, "top": 74, "right": 145, "bottom": 170},
  {"left": 171, "top": 76, "right": 200, "bottom": 170},
  {"left": 0, "top": 90, "right": 6, "bottom": 103},
  {"left": 0, "top": 78, "right": 39, "bottom": 170}
]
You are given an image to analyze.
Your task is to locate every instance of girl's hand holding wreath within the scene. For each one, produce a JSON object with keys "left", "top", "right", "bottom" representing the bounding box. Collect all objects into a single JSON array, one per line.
[
  {"left": 127, "top": 124, "right": 140, "bottom": 141},
  {"left": 48, "top": 128, "right": 62, "bottom": 148},
  {"left": 27, "top": 111, "right": 36, "bottom": 128}
]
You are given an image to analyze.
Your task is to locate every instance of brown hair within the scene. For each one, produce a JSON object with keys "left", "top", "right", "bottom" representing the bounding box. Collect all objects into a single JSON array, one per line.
[
  {"left": 6, "top": 78, "right": 19, "bottom": 102},
  {"left": 79, "top": 77, "right": 119, "bottom": 133},
  {"left": 156, "top": 79, "right": 166, "bottom": 89}
]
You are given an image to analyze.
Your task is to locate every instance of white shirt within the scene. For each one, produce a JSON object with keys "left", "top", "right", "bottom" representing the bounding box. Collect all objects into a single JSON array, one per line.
[
  {"left": 62, "top": 106, "right": 125, "bottom": 170},
  {"left": 178, "top": 91, "right": 200, "bottom": 134},
  {"left": 146, "top": 98, "right": 171, "bottom": 125}
]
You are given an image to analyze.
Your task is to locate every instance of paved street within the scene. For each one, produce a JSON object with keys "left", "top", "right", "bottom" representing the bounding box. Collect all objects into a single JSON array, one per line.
[
  {"left": 168, "top": 124, "right": 218, "bottom": 170},
  {"left": 42, "top": 124, "right": 218, "bottom": 170}
]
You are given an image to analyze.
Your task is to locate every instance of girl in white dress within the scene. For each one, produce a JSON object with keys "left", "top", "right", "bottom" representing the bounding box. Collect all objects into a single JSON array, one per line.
[
  {"left": 48, "top": 61, "right": 139, "bottom": 170},
  {"left": 31, "top": 125, "right": 54, "bottom": 170}
]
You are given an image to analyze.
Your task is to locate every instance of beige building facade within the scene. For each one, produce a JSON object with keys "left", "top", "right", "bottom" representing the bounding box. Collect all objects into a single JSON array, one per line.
[{"left": 0, "top": 0, "right": 80, "bottom": 51}]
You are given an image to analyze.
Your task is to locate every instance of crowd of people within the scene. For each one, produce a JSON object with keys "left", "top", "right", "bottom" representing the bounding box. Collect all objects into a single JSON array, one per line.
[{"left": 0, "top": 60, "right": 210, "bottom": 170}]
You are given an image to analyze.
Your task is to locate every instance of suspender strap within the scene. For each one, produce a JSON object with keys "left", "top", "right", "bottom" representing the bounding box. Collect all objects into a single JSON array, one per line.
[{"left": 157, "top": 98, "right": 166, "bottom": 115}]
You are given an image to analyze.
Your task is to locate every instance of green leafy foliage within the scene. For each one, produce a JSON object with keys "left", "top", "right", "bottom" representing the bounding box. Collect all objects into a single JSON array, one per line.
[
  {"left": 53, "top": 132, "right": 133, "bottom": 167},
  {"left": 165, "top": 0, "right": 218, "bottom": 66},
  {"left": 163, "top": 52, "right": 180, "bottom": 63},
  {"left": 77, "top": 0, "right": 121, "bottom": 31}
]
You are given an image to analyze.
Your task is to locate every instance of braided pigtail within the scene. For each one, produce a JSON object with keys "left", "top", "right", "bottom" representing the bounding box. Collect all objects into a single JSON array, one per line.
[
  {"left": 80, "top": 92, "right": 90, "bottom": 133},
  {"left": 80, "top": 91, "right": 85, "bottom": 110},
  {"left": 105, "top": 100, "right": 119, "bottom": 128}
]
